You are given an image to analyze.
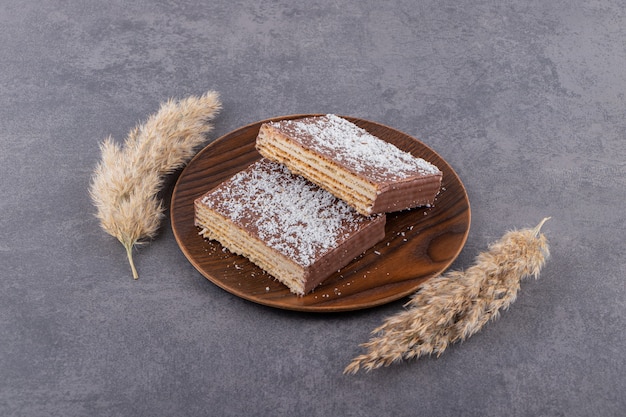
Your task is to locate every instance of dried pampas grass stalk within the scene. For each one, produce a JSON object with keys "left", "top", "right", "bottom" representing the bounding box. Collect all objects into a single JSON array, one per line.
[
  {"left": 344, "top": 217, "right": 551, "bottom": 374},
  {"left": 89, "top": 91, "right": 221, "bottom": 279}
]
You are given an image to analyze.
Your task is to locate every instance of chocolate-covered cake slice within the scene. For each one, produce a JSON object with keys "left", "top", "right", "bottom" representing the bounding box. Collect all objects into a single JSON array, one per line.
[
  {"left": 256, "top": 114, "right": 443, "bottom": 215},
  {"left": 194, "top": 159, "right": 386, "bottom": 295}
]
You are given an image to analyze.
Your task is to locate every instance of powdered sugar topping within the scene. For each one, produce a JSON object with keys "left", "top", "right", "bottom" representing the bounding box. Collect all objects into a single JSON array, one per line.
[
  {"left": 201, "top": 159, "right": 377, "bottom": 267},
  {"left": 269, "top": 114, "right": 441, "bottom": 182}
]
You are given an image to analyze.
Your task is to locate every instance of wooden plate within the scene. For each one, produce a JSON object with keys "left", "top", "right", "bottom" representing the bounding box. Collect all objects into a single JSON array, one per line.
[{"left": 171, "top": 115, "right": 471, "bottom": 312}]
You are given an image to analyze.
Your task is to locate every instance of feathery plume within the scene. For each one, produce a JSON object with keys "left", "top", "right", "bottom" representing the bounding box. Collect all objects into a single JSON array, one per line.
[
  {"left": 89, "top": 91, "right": 221, "bottom": 279},
  {"left": 345, "top": 217, "right": 551, "bottom": 374}
]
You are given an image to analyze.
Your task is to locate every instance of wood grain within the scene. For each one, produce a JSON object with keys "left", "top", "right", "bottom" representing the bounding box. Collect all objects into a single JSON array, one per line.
[{"left": 170, "top": 115, "right": 471, "bottom": 312}]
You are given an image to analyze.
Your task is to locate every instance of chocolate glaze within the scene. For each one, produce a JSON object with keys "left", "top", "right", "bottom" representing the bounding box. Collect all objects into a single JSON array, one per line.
[
  {"left": 370, "top": 176, "right": 443, "bottom": 213},
  {"left": 299, "top": 218, "right": 385, "bottom": 293}
]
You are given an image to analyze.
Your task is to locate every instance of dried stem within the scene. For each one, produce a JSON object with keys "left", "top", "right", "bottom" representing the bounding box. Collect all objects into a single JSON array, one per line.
[
  {"left": 345, "top": 217, "right": 551, "bottom": 374},
  {"left": 89, "top": 91, "right": 221, "bottom": 279},
  {"left": 123, "top": 241, "right": 138, "bottom": 280}
]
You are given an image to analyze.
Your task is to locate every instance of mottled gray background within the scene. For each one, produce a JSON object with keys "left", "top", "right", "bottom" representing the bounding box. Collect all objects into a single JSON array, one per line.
[{"left": 1, "top": 0, "right": 624, "bottom": 416}]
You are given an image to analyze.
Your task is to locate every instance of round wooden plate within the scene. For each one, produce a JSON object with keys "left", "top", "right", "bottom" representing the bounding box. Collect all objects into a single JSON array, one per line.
[{"left": 171, "top": 115, "right": 471, "bottom": 312}]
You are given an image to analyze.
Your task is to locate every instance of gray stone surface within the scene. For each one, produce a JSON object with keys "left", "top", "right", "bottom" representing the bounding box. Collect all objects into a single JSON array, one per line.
[{"left": 1, "top": 0, "right": 624, "bottom": 416}]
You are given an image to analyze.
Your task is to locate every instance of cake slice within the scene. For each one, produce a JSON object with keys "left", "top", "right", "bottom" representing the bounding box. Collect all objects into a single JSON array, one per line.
[
  {"left": 256, "top": 114, "right": 443, "bottom": 215},
  {"left": 194, "top": 159, "right": 386, "bottom": 295}
]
